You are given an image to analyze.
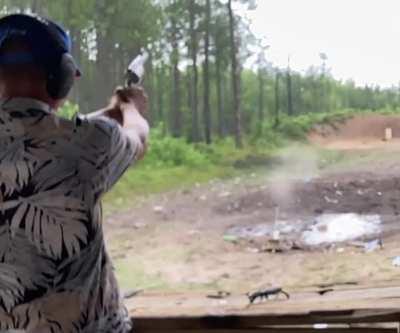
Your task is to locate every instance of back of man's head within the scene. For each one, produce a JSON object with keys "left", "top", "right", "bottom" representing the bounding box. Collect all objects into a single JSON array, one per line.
[
  {"left": 0, "top": 37, "right": 47, "bottom": 95},
  {"left": 0, "top": 14, "right": 80, "bottom": 106}
]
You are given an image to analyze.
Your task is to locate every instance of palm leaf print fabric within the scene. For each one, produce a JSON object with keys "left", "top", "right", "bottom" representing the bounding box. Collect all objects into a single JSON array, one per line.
[{"left": 0, "top": 98, "right": 137, "bottom": 332}]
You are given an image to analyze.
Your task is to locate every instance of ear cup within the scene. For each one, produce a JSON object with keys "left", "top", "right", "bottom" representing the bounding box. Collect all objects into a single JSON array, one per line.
[{"left": 46, "top": 53, "right": 76, "bottom": 99}]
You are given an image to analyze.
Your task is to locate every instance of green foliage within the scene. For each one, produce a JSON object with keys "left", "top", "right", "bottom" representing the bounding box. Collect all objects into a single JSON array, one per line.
[
  {"left": 249, "top": 121, "right": 285, "bottom": 148},
  {"left": 271, "top": 109, "right": 354, "bottom": 140},
  {"left": 58, "top": 101, "right": 78, "bottom": 120},
  {"left": 144, "top": 125, "right": 211, "bottom": 167}
]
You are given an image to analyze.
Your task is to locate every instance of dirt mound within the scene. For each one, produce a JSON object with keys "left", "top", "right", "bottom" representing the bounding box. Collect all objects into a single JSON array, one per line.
[
  {"left": 215, "top": 176, "right": 400, "bottom": 220},
  {"left": 309, "top": 114, "right": 400, "bottom": 149}
]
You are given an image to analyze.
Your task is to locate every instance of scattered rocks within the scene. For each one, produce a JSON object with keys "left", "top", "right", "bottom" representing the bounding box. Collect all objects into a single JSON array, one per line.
[
  {"left": 392, "top": 256, "right": 400, "bottom": 267},
  {"left": 223, "top": 235, "right": 238, "bottom": 243},
  {"left": 324, "top": 196, "right": 339, "bottom": 204},
  {"left": 133, "top": 222, "right": 147, "bottom": 229},
  {"left": 218, "top": 191, "right": 232, "bottom": 198},
  {"left": 153, "top": 205, "right": 165, "bottom": 214}
]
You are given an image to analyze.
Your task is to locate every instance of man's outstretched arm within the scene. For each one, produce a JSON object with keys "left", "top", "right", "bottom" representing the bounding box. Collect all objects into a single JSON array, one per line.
[{"left": 86, "top": 86, "right": 149, "bottom": 160}]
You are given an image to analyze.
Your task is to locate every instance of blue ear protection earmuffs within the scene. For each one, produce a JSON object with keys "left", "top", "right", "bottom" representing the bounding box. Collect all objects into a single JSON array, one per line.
[
  {"left": 0, "top": 14, "right": 81, "bottom": 100},
  {"left": 46, "top": 53, "right": 78, "bottom": 99}
]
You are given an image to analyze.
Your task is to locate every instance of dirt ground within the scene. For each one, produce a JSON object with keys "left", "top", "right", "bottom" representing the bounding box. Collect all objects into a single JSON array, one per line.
[{"left": 104, "top": 114, "right": 400, "bottom": 300}]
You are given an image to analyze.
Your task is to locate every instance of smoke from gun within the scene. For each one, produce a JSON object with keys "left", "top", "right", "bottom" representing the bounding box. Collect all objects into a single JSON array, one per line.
[{"left": 126, "top": 51, "right": 149, "bottom": 87}]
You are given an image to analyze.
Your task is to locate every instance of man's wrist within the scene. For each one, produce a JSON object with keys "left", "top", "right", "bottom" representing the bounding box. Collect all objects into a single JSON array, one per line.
[{"left": 86, "top": 106, "right": 123, "bottom": 126}]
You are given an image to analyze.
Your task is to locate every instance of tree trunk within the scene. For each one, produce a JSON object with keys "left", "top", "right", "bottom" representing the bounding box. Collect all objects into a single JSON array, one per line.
[
  {"left": 70, "top": 28, "right": 81, "bottom": 105},
  {"left": 203, "top": 0, "right": 212, "bottom": 144},
  {"left": 286, "top": 67, "right": 294, "bottom": 115},
  {"left": 189, "top": 0, "right": 200, "bottom": 142},
  {"left": 170, "top": 14, "right": 182, "bottom": 137},
  {"left": 187, "top": 70, "right": 193, "bottom": 135},
  {"left": 96, "top": 37, "right": 113, "bottom": 108},
  {"left": 216, "top": 46, "right": 224, "bottom": 137},
  {"left": 214, "top": 17, "right": 225, "bottom": 138},
  {"left": 62, "top": 0, "right": 82, "bottom": 106},
  {"left": 94, "top": 2, "right": 114, "bottom": 109},
  {"left": 258, "top": 68, "right": 265, "bottom": 125},
  {"left": 227, "top": 0, "right": 242, "bottom": 148},
  {"left": 156, "top": 65, "right": 166, "bottom": 134},
  {"left": 145, "top": 51, "right": 155, "bottom": 125},
  {"left": 274, "top": 71, "right": 280, "bottom": 128}
]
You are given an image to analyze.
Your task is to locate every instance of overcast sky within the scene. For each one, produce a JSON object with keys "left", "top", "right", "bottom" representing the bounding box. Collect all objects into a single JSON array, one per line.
[{"left": 246, "top": 0, "right": 400, "bottom": 87}]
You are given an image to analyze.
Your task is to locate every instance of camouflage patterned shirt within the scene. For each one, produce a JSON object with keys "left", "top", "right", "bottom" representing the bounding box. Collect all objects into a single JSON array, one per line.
[{"left": 0, "top": 98, "right": 137, "bottom": 332}]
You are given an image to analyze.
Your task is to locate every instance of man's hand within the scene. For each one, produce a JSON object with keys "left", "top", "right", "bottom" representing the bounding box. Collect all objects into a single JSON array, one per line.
[
  {"left": 112, "top": 86, "right": 148, "bottom": 118},
  {"left": 113, "top": 87, "right": 149, "bottom": 160},
  {"left": 90, "top": 86, "right": 150, "bottom": 160}
]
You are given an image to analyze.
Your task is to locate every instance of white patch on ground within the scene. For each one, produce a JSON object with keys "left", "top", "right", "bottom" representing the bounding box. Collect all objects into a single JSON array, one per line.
[{"left": 302, "top": 213, "right": 382, "bottom": 246}]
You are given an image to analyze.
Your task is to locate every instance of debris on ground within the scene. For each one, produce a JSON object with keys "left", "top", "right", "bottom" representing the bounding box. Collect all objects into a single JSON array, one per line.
[
  {"left": 199, "top": 195, "right": 207, "bottom": 201},
  {"left": 133, "top": 222, "right": 147, "bottom": 229},
  {"left": 302, "top": 214, "right": 381, "bottom": 246},
  {"left": 123, "top": 289, "right": 144, "bottom": 299},
  {"left": 258, "top": 239, "right": 304, "bottom": 253},
  {"left": 233, "top": 177, "right": 242, "bottom": 185},
  {"left": 153, "top": 205, "right": 165, "bottom": 214},
  {"left": 317, "top": 288, "right": 334, "bottom": 295},
  {"left": 392, "top": 256, "right": 400, "bottom": 267},
  {"left": 218, "top": 191, "right": 231, "bottom": 198},
  {"left": 247, "top": 287, "right": 290, "bottom": 304},
  {"left": 206, "top": 291, "right": 231, "bottom": 299},
  {"left": 324, "top": 196, "right": 339, "bottom": 204},
  {"left": 348, "top": 239, "right": 383, "bottom": 252},
  {"left": 223, "top": 235, "right": 238, "bottom": 243},
  {"left": 364, "top": 239, "right": 383, "bottom": 252},
  {"left": 246, "top": 247, "right": 260, "bottom": 253}
]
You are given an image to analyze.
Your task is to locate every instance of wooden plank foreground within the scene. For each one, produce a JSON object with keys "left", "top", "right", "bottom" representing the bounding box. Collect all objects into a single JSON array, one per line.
[
  {"left": 127, "top": 282, "right": 400, "bottom": 331},
  {"left": 138, "top": 328, "right": 398, "bottom": 333}
]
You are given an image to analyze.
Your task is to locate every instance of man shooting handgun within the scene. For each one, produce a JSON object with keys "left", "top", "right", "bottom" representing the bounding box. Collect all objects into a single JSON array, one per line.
[{"left": 0, "top": 14, "right": 148, "bottom": 332}]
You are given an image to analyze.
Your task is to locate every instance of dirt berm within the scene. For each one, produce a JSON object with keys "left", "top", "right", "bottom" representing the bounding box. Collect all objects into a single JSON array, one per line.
[{"left": 309, "top": 114, "right": 400, "bottom": 147}]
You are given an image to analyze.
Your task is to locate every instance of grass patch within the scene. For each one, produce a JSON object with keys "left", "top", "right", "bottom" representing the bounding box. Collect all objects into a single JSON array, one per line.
[
  {"left": 114, "top": 258, "right": 169, "bottom": 291},
  {"left": 103, "top": 163, "right": 238, "bottom": 211},
  {"left": 317, "top": 149, "right": 347, "bottom": 169},
  {"left": 102, "top": 135, "right": 276, "bottom": 211},
  {"left": 115, "top": 258, "right": 224, "bottom": 292}
]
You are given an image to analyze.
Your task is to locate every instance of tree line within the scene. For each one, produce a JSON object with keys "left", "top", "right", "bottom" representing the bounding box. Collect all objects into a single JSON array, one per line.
[{"left": 1, "top": 0, "right": 400, "bottom": 147}]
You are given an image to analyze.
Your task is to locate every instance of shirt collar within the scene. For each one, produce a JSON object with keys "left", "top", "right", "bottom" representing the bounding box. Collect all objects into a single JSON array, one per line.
[{"left": 0, "top": 97, "right": 53, "bottom": 113}]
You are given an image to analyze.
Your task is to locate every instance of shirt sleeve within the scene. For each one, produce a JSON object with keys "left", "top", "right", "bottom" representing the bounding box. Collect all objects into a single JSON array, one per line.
[{"left": 72, "top": 113, "right": 140, "bottom": 194}]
